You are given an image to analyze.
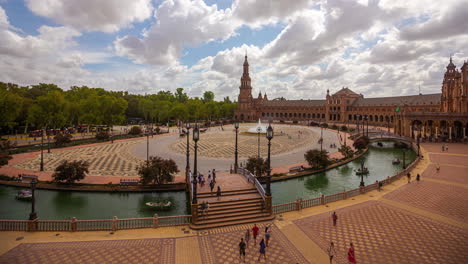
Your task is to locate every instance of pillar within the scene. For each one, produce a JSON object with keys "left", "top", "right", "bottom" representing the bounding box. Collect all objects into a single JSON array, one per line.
[
  {"left": 422, "top": 126, "right": 425, "bottom": 138},
  {"left": 449, "top": 126, "right": 452, "bottom": 140},
  {"left": 463, "top": 127, "right": 466, "bottom": 138},
  {"left": 435, "top": 127, "right": 439, "bottom": 138}
]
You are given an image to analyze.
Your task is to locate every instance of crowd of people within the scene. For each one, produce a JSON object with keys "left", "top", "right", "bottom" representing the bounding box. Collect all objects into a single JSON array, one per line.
[{"left": 238, "top": 224, "right": 271, "bottom": 262}]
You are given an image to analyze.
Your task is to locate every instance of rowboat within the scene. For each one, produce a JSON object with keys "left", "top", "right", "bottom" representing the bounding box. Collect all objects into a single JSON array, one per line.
[
  {"left": 16, "top": 190, "right": 32, "bottom": 201},
  {"left": 145, "top": 201, "right": 172, "bottom": 210}
]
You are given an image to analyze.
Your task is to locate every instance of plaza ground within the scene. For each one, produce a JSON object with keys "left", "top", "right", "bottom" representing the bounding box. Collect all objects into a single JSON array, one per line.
[{"left": 1, "top": 142, "right": 467, "bottom": 263}]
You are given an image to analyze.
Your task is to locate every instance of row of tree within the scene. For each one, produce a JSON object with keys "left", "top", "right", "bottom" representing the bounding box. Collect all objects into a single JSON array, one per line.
[{"left": 0, "top": 82, "right": 237, "bottom": 134}]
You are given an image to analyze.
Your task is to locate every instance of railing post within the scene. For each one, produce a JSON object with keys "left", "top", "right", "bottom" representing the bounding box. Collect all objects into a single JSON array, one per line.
[
  {"left": 265, "top": 196, "right": 272, "bottom": 215},
  {"left": 191, "top": 203, "right": 199, "bottom": 223},
  {"left": 112, "top": 216, "right": 118, "bottom": 231},
  {"left": 360, "top": 186, "right": 365, "bottom": 194},
  {"left": 71, "top": 217, "right": 77, "bottom": 232},
  {"left": 153, "top": 214, "right": 159, "bottom": 228},
  {"left": 28, "top": 219, "right": 38, "bottom": 232},
  {"left": 343, "top": 190, "right": 347, "bottom": 200},
  {"left": 295, "top": 198, "right": 302, "bottom": 211},
  {"left": 320, "top": 194, "right": 325, "bottom": 205}
]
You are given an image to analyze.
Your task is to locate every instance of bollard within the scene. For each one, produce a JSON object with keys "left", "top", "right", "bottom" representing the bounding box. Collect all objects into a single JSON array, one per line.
[
  {"left": 320, "top": 194, "right": 325, "bottom": 205},
  {"left": 71, "top": 217, "right": 77, "bottom": 232}
]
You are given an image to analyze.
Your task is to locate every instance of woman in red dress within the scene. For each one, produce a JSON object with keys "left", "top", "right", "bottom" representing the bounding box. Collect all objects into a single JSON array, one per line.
[{"left": 348, "top": 243, "right": 356, "bottom": 264}]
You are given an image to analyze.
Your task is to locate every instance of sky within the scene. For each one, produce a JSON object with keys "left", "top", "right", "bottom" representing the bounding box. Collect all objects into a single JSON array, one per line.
[{"left": 0, "top": 0, "right": 467, "bottom": 101}]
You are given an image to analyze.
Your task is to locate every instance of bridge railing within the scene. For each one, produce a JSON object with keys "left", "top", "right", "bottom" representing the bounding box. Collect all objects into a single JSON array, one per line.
[{"left": 238, "top": 167, "right": 266, "bottom": 201}]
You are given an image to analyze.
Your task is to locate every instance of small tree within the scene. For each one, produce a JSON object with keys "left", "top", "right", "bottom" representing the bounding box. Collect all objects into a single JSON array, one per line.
[
  {"left": 245, "top": 156, "right": 268, "bottom": 176},
  {"left": 353, "top": 136, "right": 369, "bottom": 150},
  {"left": 340, "top": 125, "right": 348, "bottom": 132},
  {"left": 95, "top": 131, "right": 110, "bottom": 140},
  {"left": 128, "top": 126, "right": 142, "bottom": 135},
  {"left": 53, "top": 160, "right": 89, "bottom": 184},
  {"left": 304, "top": 149, "right": 330, "bottom": 168},
  {"left": 54, "top": 133, "right": 72, "bottom": 146},
  {"left": 0, "top": 140, "right": 15, "bottom": 168},
  {"left": 331, "top": 124, "right": 338, "bottom": 130},
  {"left": 321, "top": 123, "right": 328, "bottom": 128},
  {"left": 338, "top": 145, "right": 354, "bottom": 159},
  {"left": 138, "top": 156, "right": 178, "bottom": 185}
]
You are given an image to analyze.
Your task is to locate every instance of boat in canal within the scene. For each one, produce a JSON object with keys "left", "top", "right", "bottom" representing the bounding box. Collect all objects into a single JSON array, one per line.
[
  {"left": 392, "top": 158, "right": 401, "bottom": 165},
  {"left": 145, "top": 200, "right": 172, "bottom": 210},
  {"left": 355, "top": 167, "right": 369, "bottom": 175},
  {"left": 15, "top": 190, "right": 32, "bottom": 201}
]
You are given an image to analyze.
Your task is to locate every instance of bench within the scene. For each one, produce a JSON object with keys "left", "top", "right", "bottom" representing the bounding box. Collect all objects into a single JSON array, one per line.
[
  {"left": 289, "top": 166, "right": 304, "bottom": 173},
  {"left": 120, "top": 179, "right": 139, "bottom": 186},
  {"left": 20, "top": 174, "right": 38, "bottom": 183}
]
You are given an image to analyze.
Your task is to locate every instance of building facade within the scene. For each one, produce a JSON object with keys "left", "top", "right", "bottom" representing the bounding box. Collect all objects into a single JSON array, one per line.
[{"left": 234, "top": 56, "right": 468, "bottom": 140}]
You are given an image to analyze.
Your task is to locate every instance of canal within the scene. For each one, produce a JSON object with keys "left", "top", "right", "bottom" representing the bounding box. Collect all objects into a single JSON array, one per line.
[{"left": 0, "top": 141, "right": 415, "bottom": 220}]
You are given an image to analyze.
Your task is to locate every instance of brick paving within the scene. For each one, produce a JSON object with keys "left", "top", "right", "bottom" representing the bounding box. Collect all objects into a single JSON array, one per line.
[
  {"left": 197, "top": 223, "right": 308, "bottom": 264},
  {"left": 294, "top": 200, "right": 468, "bottom": 264},
  {"left": 384, "top": 180, "right": 468, "bottom": 222},
  {"left": 422, "top": 164, "right": 468, "bottom": 185},
  {"left": 0, "top": 238, "right": 176, "bottom": 264}
]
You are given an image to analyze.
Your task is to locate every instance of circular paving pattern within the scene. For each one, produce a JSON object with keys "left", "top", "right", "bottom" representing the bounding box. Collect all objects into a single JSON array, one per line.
[{"left": 169, "top": 124, "right": 319, "bottom": 159}]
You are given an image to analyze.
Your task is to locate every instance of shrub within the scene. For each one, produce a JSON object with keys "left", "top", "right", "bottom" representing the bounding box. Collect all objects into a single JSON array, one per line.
[
  {"left": 128, "top": 126, "right": 142, "bottom": 135},
  {"left": 349, "top": 128, "right": 356, "bottom": 132},
  {"left": 95, "top": 131, "right": 110, "bottom": 140},
  {"left": 245, "top": 156, "right": 268, "bottom": 176},
  {"left": 341, "top": 125, "right": 348, "bottom": 132},
  {"left": 53, "top": 160, "right": 89, "bottom": 184},
  {"left": 353, "top": 136, "right": 370, "bottom": 150},
  {"left": 321, "top": 123, "right": 328, "bottom": 128},
  {"left": 155, "top": 127, "right": 161, "bottom": 134},
  {"left": 338, "top": 145, "right": 354, "bottom": 159},
  {"left": 331, "top": 124, "right": 338, "bottom": 130},
  {"left": 54, "top": 133, "right": 72, "bottom": 146},
  {"left": 138, "top": 156, "right": 178, "bottom": 185},
  {"left": 304, "top": 149, "right": 330, "bottom": 168}
]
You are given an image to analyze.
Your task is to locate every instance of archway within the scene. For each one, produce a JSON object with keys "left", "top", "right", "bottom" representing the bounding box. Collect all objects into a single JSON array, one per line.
[
  {"left": 453, "top": 121, "right": 463, "bottom": 140},
  {"left": 411, "top": 120, "right": 423, "bottom": 139},
  {"left": 240, "top": 114, "right": 244, "bottom": 121}
]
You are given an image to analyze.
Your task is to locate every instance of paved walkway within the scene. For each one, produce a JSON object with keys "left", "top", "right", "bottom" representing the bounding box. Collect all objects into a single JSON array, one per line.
[{"left": 2, "top": 142, "right": 467, "bottom": 263}]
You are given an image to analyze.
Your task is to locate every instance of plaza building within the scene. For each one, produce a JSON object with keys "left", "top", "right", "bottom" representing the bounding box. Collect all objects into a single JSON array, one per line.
[{"left": 234, "top": 56, "right": 468, "bottom": 141}]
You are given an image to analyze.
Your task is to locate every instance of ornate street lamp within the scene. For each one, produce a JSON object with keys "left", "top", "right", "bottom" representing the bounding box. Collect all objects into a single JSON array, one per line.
[
  {"left": 256, "top": 126, "right": 261, "bottom": 177},
  {"left": 192, "top": 125, "right": 200, "bottom": 204},
  {"left": 234, "top": 121, "right": 239, "bottom": 173},
  {"left": 185, "top": 123, "right": 191, "bottom": 179},
  {"left": 146, "top": 130, "right": 150, "bottom": 165},
  {"left": 320, "top": 122, "right": 324, "bottom": 152},
  {"left": 359, "top": 161, "right": 365, "bottom": 187},
  {"left": 266, "top": 123, "right": 274, "bottom": 196},
  {"left": 40, "top": 128, "right": 44, "bottom": 171},
  {"left": 29, "top": 178, "right": 38, "bottom": 220}
]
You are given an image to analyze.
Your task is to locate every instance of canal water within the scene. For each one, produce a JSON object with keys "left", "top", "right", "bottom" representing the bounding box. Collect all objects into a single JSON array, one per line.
[{"left": 0, "top": 141, "right": 415, "bottom": 220}]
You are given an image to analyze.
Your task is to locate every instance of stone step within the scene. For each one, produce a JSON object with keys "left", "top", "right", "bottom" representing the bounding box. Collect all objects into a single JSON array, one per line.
[
  {"left": 197, "top": 208, "right": 265, "bottom": 221},
  {"left": 190, "top": 214, "right": 275, "bottom": 230},
  {"left": 197, "top": 189, "right": 258, "bottom": 198},
  {"left": 194, "top": 212, "right": 272, "bottom": 226},
  {"left": 197, "top": 202, "right": 263, "bottom": 214},
  {"left": 198, "top": 187, "right": 256, "bottom": 195},
  {"left": 197, "top": 197, "right": 262, "bottom": 208}
]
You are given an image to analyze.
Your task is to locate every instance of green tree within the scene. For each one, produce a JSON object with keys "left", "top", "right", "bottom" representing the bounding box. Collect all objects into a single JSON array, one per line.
[
  {"left": 304, "top": 149, "right": 330, "bottom": 168},
  {"left": 202, "top": 91, "right": 215, "bottom": 103},
  {"left": 245, "top": 156, "right": 268, "bottom": 176},
  {"left": 175, "top": 88, "right": 188, "bottom": 103},
  {"left": 54, "top": 133, "right": 72, "bottom": 146},
  {"left": 353, "top": 136, "right": 369, "bottom": 150},
  {"left": 170, "top": 103, "right": 189, "bottom": 121},
  {"left": 52, "top": 160, "right": 89, "bottom": 184},
  {"left": 138, "top": 156, "right": 179, "bottom": 185},
  {"left": 27, "top": 90, "right": 69, "bottom": 129},
  {"left": 0, "top": 88, "right": 23, "bottom": 130},
  {"left": 338, "top": 145, "right": 354, "bottom": 159}
]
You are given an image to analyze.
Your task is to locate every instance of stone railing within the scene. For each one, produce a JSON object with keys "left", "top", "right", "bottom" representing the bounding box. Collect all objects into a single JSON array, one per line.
[
  {"left": 0, "top": 214, "right": 191, "bottom": 232},
  {"left": 238, "top": 167, "right": 266, "bottom": 201},
  {"left": 273, "top": 155, "right": 420, "bottom": 215}
]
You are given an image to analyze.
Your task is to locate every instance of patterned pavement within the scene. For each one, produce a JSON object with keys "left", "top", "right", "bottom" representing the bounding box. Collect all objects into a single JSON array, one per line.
[
  {"left": 294, "top": 200, "right": 468, "bottom": 264},
  {"left": 0, "top": 238, "right": 176, "bottom": 264}
]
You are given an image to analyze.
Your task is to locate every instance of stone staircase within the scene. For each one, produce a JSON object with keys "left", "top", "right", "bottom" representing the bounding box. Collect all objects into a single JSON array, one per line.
[{"left": 190, "top": 188, "right": 274, "bottom": 230}]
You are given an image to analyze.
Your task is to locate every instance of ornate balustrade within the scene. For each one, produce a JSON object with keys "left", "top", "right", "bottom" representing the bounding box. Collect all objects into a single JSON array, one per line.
[{"left": 238, "top": 167, "right": 266, "bottom": 201}]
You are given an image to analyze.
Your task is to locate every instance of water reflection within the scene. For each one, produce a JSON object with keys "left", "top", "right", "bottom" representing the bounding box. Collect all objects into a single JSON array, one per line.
[{"left": 304, "top": 174, "right": 328, "bottom": 191}]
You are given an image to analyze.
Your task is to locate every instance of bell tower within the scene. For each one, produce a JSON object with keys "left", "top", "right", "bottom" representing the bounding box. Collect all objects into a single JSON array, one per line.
[{"left": 238, "top": 55, "right": 253, "bottom": 111}]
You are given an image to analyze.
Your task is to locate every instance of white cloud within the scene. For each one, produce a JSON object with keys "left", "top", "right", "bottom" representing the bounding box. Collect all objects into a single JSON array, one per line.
[{"left": 26, "top": 0, "right": 153, "bottom": 33}]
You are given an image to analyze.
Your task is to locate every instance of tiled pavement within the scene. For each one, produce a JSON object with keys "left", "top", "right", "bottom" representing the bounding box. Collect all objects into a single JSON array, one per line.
[
  {"left": 422, "top": 164, "right": 468, "bottom": 185},
  {"left": 294, "top": 200, "right": 468, "bottom": 264}
]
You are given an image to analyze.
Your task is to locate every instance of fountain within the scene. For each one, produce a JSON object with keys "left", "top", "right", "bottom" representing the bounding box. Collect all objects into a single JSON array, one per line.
[{"left": 247, "top": 119, "right": 267, "bottom": 134}]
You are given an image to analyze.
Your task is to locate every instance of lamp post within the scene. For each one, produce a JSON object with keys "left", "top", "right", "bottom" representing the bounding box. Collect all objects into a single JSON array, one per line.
[
  {"left": 320, "top": 122, "right": 323, "bottom": 152},
  {"left": 146, "top": 130, "right": 150, "bottom": 164},
  {"left": 185, "top": 123, "right": 190, "bottom": 179},
  {"left": 359, "top": 161, "right": 365, "bottom": 187},
  {"left": 365, "top": 115, "right": 369, "bottom": 137},
  {"left": 256, "top": 126, "right": 261, "bottom": 177},
  {"left": 29, "top": 179, "right": 38, "bottom": 220},
  {"left": 356, "top": 114, "right": 360, "bottom": 134},
  {"left": 192, "top": 125, "right": 200, "bottom": 204},
  {"left": 266, "top": 123, "right": 273, "bottom": 196},
  {"left": 234, "top": 121, "right": 239, "bottom": 173},
  {"left": 40, "top": 128, "right": 44, "bottom": 171},
  {"left": 417, "top": 134, "right": 420, "bottom": 157},
  {"left": 402, "top": 147, "right": 407, "bottom": 169}
]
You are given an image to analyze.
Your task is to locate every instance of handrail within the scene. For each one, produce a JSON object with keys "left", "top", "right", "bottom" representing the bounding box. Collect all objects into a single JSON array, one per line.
[{"left": 237, "top": 167, "right": 266, "bottom": 201}]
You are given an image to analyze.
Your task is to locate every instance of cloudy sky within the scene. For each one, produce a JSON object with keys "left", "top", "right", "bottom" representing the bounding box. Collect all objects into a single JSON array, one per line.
[{"left": 0, "top": 0, "right": 467, "bottom": 100}]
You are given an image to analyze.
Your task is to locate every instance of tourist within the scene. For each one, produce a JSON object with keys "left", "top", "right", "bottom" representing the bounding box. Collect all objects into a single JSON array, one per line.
[
  {"left": 442, "top": 144, "right": 445, "bottom": 151},
  {"left": 436, "top": 164, "right": 440, "bottom": 173},
  {"left": 216, "top": 186, "right": 221, "bottom": 200},
  {"left": 264, "top": 225, "right": 271, "bottom": 247},
  {"left": 378, "top": 181, "right": 383, "bottom": 191},
  {"left": 416, "top": 173, "right": 420, "bottom": 183},
  {"left": 407, "top": 172, "right": 411, "bottom": 183},
  {"left": 245, "top": 228, "right": 250, "bottom": 248},
  {"left": 332, "top": 211, "right": 338, "bottom": 226},
  {"left": 257, "top": 238, "right": 266, "bottom": 261},
  {"left": 347, "top": 243, "right": 356, "bottom": 264},
  {"left": 201, "top": 174, "right": 205, "bottom": 187},
  {"left": 212, "top": 169, "right": 216, "bottom": 183},
  {"left": 239, "top": 238, "right": 246, "bottom": 262},
  {"left": 210, "top": 180, "right": 215, "bottom": 194},
  {"left": 200, "top": 201, "right": 207, "bottom": 217},
  {"left": 208, "top": 170, "right": 212, "bottom": 181},
  {"left": 252, "top": 224, "right": 259, "bottom": 242},
  {"left": 327, "top": 242, "right": 336, "bottom": 264}
]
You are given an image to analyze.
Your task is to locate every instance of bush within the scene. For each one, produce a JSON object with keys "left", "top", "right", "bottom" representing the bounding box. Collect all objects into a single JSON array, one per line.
[
  {"left": 138, "top": 156, "right": 178, "bottom": 185},
  {"left": 53, "top": 160, "right": 89, "bottom": 184},
  {"left": 304, "top": 149, "right": 330, "bottom": 169},
  {"left": 331, "top": 124, "right": 338, "bottom": 130},
  {"left": 341, "top": 125, "right": 348, "bottom": 132},
  {"left": 128, "top": 126, "right": 142, "bottom": 135},
  {"left": 353, "top": 136, "right": 369, "bottom": 150},
  {"left": 246, "top": 156, "right": 268, "bottom": 176},
  {"left": 338, "top": 145, "right": 354, "bottom": 159},
  {"left": 321, "top": 123, "right": 328, "bottom": 128},
  {"left": 155, "top": 127, "right": 161, "bottom": 134},
  {"left": 95, "top": 131, "right": 110, "bottom": 140},
  {"left": 349, "top": 128, "right": 356, "bottom": 132},
  {"left": 54, "top": 133, "right": 72, "bottom": 146}
]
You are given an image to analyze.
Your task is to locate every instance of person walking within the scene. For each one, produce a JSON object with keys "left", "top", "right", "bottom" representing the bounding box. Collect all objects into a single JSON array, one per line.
[
  {"left": 200, "top": 201, "right": 207, "bottom": 217},
  {"left": 264, "top": 225, "right": 271, "bottom": 247},
  {"left": 252, "top": 224, "right": 259, "bottom": 242},
  {"left": 239, "top": 238, "right": 246, "bottom": 262},
  {"left": 416, "top": 173, "right": 420, "bottom": 183},
  {"left": 332, "top": 211, "right": 338, "bottom": 226},
  {"left": 244, "top": 228, "right": 251, "bottom": 248},
  {"left": 216, "top": 186, "right": 221, "bottom": 201},
  {"left": 212, "top": 169, "right": 216, "bottom": 183},
  {"left": 210, "top": 180, "right": 215, "bottom": 194},
  {"left": 257, "top": 238, "right": 266, "bottom": 261},
  {"left": 407, "top": 172, "right": 411, "bottom": 184},
  {"left": 442, "top": 144, "right": 445, "bottom": 151},
  {"left": 327, "top": 242, "right": 336, "bottom": 264},
  {"left": 347, "top": 243, "right": 356, "bottom": 264}
]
